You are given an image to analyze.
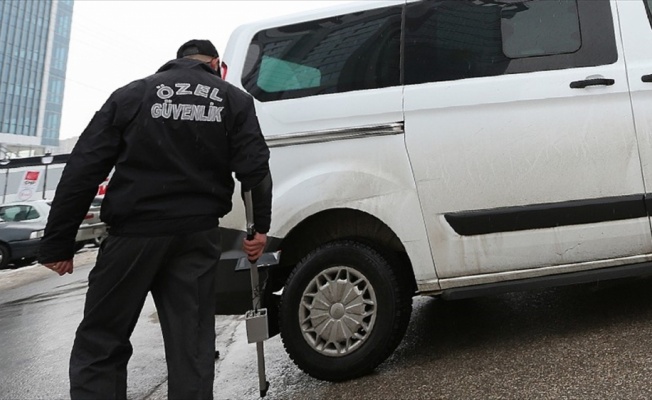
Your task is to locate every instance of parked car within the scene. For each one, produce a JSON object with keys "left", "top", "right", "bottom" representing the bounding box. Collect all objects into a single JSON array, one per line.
[
  {"left": 0, "top": 200, "right": 107, "bottom": 269},
  {"left": 87, "top": 196, "right": 107, "bottom": 247},
  {"left": 0, "top": 214, "right": 44, "bottom": 269},
  {"left": 214, "top": 0, "right": 652, "bottom": 383}
]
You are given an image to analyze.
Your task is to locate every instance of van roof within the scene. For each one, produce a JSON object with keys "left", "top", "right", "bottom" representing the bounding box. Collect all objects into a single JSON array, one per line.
[{"left": 237, "top": 1, "right": 403, "bottom": 30}]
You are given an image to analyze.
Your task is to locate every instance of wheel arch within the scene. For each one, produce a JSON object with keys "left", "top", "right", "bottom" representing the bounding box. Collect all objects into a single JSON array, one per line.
[
  {"left": 269, "top": 208, "right": 416, "bottom": 294},
  {"left": 0, "top": 240, "right": 11, "bottom": 256},
  {"left": 0, "top": 241, "right": 12, "bottom": 269}
]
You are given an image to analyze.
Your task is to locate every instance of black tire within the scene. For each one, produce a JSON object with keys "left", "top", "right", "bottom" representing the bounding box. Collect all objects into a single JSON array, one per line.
[
  {"left": 279, "top": 240, "right": 412, "bottom": 382},
  {"left": 0, "top": 244, "right": 10, "bottom": 269}
]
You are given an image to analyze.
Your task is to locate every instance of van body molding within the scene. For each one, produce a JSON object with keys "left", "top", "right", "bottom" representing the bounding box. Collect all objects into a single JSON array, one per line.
[
  {"left": 445, "top": 194, "right": 647, "bottom": 236},
  {"left": 266, "top": 122, "right": 404, "bottom": 148}
]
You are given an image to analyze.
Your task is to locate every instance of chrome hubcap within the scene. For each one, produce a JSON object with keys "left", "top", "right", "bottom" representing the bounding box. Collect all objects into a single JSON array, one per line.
[{"left": 299, "top": 266, "right": 377, "bottom": 357}]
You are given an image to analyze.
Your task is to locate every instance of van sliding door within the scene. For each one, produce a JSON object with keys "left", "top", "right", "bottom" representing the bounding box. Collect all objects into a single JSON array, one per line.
[{"left": 403, "top": 0, "right": 652, "bottom": 288}]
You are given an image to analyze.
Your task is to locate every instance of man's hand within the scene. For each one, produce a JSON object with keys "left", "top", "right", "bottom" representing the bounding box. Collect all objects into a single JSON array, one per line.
[
  {"left": 43, "top": 259, "right": 74, "bottom": 276},
  {"left": 243, "top": 232, "right": 267, "bottom": 262}
]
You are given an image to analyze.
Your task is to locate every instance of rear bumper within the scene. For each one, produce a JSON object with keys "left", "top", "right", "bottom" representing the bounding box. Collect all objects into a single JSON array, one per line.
[
  {"left": 10, "top": 238, "right": 40, "bottom": 260},
  {"left": 76, "top": 223, "right": 108, "bottom": 242}
]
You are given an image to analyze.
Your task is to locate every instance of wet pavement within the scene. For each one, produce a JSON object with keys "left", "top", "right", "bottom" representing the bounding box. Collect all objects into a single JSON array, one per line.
[
  {"left": 3, "top": 250, "right": 652, "bottom": 399},
  {"left": 0, "top": 249, "right": 167, "bottom": 400},
  {"left": 212, "top": 278, "right": 652, "bottom": 400}
]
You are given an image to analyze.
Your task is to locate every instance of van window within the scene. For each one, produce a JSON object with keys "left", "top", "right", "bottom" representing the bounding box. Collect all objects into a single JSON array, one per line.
[
  {"left": 243, "top": 5, "right": 402, "bottom": 102},
  {"left": 646, "top": 0, "right": 652, "bottom": 27},
  {"left": 404, "top": 0, "right": 617, "bottom": 85},
  {"left": 257, "top": 56, "right": 321, "bottom": 93},
  {"left": 501, "top": 1, "right": 580, "bottom": 58}
]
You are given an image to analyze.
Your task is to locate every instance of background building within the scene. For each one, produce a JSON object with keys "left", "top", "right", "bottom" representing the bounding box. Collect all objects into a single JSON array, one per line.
[{"left": 0, "top": 0, "right": 74, "bottom": 159}]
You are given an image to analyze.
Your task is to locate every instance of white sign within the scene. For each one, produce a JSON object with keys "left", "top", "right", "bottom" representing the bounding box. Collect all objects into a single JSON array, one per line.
[{"left": 16, "top": 170, "right": 41, "bottom": 201}]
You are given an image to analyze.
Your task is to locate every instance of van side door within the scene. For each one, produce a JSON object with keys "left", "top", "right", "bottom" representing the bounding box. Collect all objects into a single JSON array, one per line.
[
  {"left": 403, "top": 0, "right": 652, "bottom": 287},
  {"left": 619, "top": 0, "right": 652, "bottom": 221}
]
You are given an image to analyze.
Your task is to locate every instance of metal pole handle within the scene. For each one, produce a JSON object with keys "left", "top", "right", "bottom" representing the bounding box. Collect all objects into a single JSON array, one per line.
[
  {"left": 244, "top": 191, "right": 261, "bottom": 310},
  {"left": 244, "top": 191, "right": 255, "bottom": 240},
  {"left": 243, "top": 190, "right": 270, "bottom": 397}
]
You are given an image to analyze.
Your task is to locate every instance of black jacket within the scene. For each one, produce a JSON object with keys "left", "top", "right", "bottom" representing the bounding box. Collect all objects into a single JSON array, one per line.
[{"left": 38, "top": 59, "right": 271, "bottom": 263}]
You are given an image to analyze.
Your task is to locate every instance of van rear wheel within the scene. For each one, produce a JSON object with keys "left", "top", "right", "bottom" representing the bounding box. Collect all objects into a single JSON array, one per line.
[{"left": 279, "top": 240, "right": 411, "bottom": 381}]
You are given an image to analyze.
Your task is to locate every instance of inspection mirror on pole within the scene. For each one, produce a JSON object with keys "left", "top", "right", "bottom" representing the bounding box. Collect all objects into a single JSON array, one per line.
[{"left": 244, "top": 190, "right": 270, "bottom": 398}]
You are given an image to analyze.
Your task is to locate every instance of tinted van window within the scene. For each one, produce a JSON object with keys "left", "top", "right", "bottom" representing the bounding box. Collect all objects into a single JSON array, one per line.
[
  {"left": 501, "top": 1, "right": 580, "bottom": 58},
  {"left": 646, "top": 0, "right": 652, "bottom": 27},
  {"left": 405, "top": 0, "right": 617, "bottom": 85},
  {"left": 243, "top": 5, "right": 402, "bottom": 102}
]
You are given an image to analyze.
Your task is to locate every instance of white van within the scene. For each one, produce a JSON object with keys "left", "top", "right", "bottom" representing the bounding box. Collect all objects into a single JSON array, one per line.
[{"left": 215, "top": 0, "right": 652, "bottom": 382}]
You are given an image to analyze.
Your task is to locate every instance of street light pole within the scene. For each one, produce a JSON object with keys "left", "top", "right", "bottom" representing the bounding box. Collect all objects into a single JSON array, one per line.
[{"left": 41, "top": 152, "right": 53, "bottom": 200}]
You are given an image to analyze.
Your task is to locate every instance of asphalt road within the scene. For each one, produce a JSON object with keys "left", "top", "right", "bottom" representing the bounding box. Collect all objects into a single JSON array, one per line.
[{"left": 2, "top": 249, "right": 652, "bottom": 399}]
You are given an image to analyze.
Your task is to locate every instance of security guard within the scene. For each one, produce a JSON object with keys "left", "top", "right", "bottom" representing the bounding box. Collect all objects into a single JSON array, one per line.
[{"left": 38, "top": 39, "right": 272, "bottom": 400}]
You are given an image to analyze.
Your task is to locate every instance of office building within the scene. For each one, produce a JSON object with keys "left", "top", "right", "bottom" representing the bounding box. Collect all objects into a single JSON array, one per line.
[{"left": 0, "top": 0, "right": 74, "bottom": 158}]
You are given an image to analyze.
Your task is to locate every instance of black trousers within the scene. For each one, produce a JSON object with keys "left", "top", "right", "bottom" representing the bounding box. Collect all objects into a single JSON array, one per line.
[{"left": 70, "top": 227, "right": 221, "bottom": 400}]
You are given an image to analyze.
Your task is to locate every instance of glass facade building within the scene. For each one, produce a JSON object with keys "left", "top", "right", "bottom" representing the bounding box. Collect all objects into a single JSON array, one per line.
[{"left": 0, "top": 0, "right": 73, "bottom": 155}]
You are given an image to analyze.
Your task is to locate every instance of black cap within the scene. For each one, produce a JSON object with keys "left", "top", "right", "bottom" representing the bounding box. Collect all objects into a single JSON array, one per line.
[{"left": 177, "top": 39, "right": 219, "bottom": 59}]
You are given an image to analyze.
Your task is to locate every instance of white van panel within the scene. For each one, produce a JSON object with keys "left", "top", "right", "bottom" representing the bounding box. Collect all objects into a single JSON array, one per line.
[
  {"left": 404, "top": 1, "right": 652, "bottom": 280},
  {"left": 619, "top": 1, "right": 652, "bottom": 196},
  {"left": 269, "top": 134, "right": 436, "bottom": 283},
  {"left": 432, "top": 218, "right": 652, "bottom": 285}
]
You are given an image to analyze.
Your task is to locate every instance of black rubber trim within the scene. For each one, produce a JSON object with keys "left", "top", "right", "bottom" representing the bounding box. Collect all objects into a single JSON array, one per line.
[
  {"left": 441, "top": 261, "right": 652, "bottom": 300},
  {"left": 445, "top": 194, "right": 646, "bottom": 236},
  {"left": 0, "top": 153, "right": 70, "bottom": 169}
]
